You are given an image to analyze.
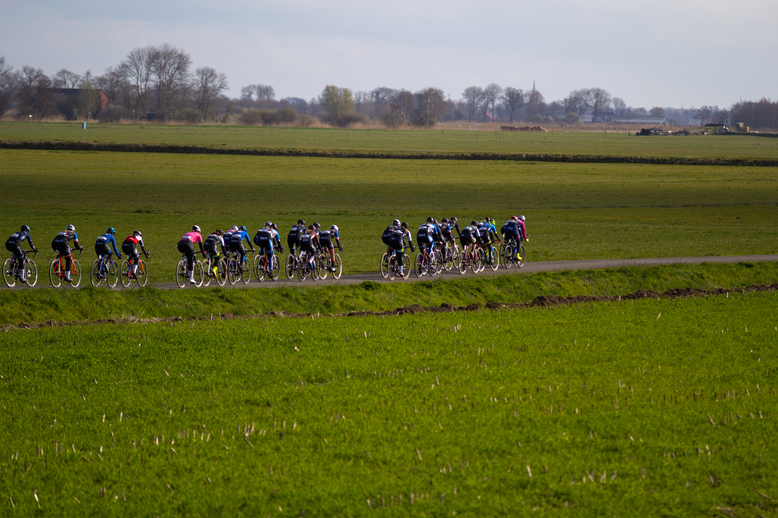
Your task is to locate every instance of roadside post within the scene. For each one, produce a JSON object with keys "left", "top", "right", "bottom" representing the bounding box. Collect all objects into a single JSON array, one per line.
[{"left": 82, "top": 122, "right": 86, "bottom": 142}]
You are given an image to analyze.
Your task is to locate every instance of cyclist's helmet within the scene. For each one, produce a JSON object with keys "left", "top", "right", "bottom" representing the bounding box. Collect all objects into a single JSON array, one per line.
[
  {"left": 239, "top": 225, "right": 247, "bottom": 232},
  {"left": 330, "top": 225, "right": 339, "bottom": 232},
  {"left": 401, "top": 221, "right": 409, "bottom": 229},
  {"left": 313, "top": 222, "right": 320, "bottom": 229},
  {"left": 133, "top": 230, "right": 142, "bottom": 236},
  {"left": 519, "top": 215, "right": 526, "bottom": 221},
  {"left": 231, "top": 225, "right": 238, "bottom": 231},
  {"left": 215, "top": 229, "right": 223, "bottom": 235},
  {"left": 272, "top": 223, "right": 278, "bottom": 230},
  {"left": 512, "top": 215, "right": 518, "bottom": 221},
  {"left": 265, "top": 221, "right": 272, "bottom": 227},
  {"left": 426, "top": 217, "right": 433, "bottom": 223},
  {"left": 308, "top": 225, "right": 315, "bottom": 230},
  {"left": 393, "top": 219, "right": 400, "bottom": 226},
  {"left": 21, "top": 225, "right": 30, "bottom": 233},
  {"left": 450, "top": 217, "right": 458, "bottom": 222},
  {"left": 441, "top": 218, "right": 448, "bottom": 223},
  {"left": 470, "top": 220, "right": 477, "bottom": 226},
  {"left": 298, "top": 219, "right": 306, "bottom": 226},
  {"left": 106, "top": 227, "right": 115, "bottom": 235},
  {"left": 192, "top": 225, "right": 201, "bottom": 232},
  {"left": 66, "top": 224, "right": 75, "bottom": 231}
]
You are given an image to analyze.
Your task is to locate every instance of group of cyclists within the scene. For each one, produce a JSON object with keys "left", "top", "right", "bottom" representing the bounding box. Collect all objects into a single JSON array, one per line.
[
  {"left": 177, "top": 220, "right": 343, "bottom": 284},
  {"left": 4, "top": 214, "right": 525, "bottom": 287},
  {"left": 381, "top": 215, "right": 528, "bottom": 277}
]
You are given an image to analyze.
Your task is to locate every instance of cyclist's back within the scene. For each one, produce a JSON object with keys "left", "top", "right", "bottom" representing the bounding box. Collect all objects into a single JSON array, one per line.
[
  {"left": 6, "top": 225, "right": 37, "bottom": 281},
  {"left": 95, "top": 228, "right": 121, "bottom": 261}
]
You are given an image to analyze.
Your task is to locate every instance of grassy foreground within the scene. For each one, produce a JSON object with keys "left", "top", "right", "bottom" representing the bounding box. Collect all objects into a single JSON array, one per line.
[
  {"left": 2, "top": 122, "right": 778, "bottom": 159},
  {"left": 1, "top": 262, "right": 777, "bottom": 326},
  {"left": 1, "top": 290, "right": 776, "bottom": 516}
]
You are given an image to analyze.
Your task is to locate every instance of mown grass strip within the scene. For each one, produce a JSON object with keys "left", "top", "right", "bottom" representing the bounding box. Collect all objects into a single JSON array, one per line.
[
  {"left": 3, "top": 140, "right": 778, "bottom": 167},
  {"left": 2, "top": 261, "right": 776, "bottom": 326}
]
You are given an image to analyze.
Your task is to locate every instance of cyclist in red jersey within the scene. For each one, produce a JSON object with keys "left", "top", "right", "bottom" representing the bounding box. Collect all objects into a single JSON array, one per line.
[
  {"left": 178, "top": 225, "right": 204, "bottom": 284},
  {"left": 122, "top": 230, "right": 149, "bottom": 279}
]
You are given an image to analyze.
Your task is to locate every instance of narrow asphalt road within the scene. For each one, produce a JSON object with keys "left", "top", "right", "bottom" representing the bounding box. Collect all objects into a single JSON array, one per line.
[{"left": 151, "top": 254, "right": 778, "bottom": 290}]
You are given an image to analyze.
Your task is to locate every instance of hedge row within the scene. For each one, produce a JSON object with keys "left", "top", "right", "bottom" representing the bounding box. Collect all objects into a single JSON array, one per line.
[{"left": 2, "top": 140, "right": 777, "bottom": 167}]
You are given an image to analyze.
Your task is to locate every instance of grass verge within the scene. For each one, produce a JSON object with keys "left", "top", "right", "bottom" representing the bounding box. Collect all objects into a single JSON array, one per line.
[{"left": 2, "top": 261, "right": 777, "bottom": 326}]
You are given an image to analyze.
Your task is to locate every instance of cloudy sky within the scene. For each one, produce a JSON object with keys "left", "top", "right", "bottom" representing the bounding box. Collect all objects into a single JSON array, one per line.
[{"left": 1, "top": 0, "right": 775, "bottom": 109}]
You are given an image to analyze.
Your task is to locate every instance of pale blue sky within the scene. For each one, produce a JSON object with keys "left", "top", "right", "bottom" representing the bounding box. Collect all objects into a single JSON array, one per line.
[{"left": 1, "top": 0, "right": 775, "bottom": 108}]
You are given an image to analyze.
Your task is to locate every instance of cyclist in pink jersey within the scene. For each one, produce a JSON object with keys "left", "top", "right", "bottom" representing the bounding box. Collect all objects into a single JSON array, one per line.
[{"left": 177, "top": 225, "right": 205, "bottom": 284}]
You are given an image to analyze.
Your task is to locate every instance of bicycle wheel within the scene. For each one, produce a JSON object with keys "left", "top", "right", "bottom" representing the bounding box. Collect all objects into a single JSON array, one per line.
[
  {"left": 500, "top": 243, "right": 511, "bottom": 269},
  {"left": 201, "top": 259, "right": 212, "bottom": 287},
  {"left": 136, "top": 260, "right": 148, "bottom": 287},
  {"left": 240, "top": 257, "right": 251, "bottom": 284},
  {"left": 402, "top": 254, "right": 411, "bottom": 280},
  {"left": 414, "top": 253, "right": 424, "bottom": 278},
  {"left": 192, "top": 260, "right": 204, "bottom": 287},
  {"left": 175, "top": 259, "right": 187, "bottom": 288},
  {"left": 431, "top": 251, "right": 442, "bottom": 276},
  {"left": 318, "top": 254, "right": 328, "bottom": 280},
  {"left": 473, "top": 249, "right": 483, "bottom": 274},
  {"left": 49, "top": 259, "right": 62, "bottom": 288},
  {"left": 216, "top": 258, "right": 228, "bottom": 286},
  {"left": 285, "top": 254, "right": 295, "bottom": 279},
  {"left": 457, "top": 251, "right": 467, "bottom": 275},
  {"left": 387, "top": 256, "right": 397, "bottom": 281},
  {"left": 3, "top": 258, "right": 16, "bottom": 287},
  {"left": 90, "top": 259, "right": 103, "bottom": 287},
  {"left": 489, "top": 247, "right": 499, "bottom": 271},
  {"left": 227, "top": 259, "right": 239, "bottom": 285},
  {"left": 311, "top": 256, "right": 321, "bottom": 281},
  {"left": 332, "top": 253, "right": 342, "bottom": 280},
  {"left": 24, "top": 259, "right": 37, "bottom": 287},
  {"left": 69, "top": 259, "right": 81, "bottom": 288},
  {"left": 120, "top": 260, "right": 132, "bottom": 288},
  {"left": 379, "top": 252, "right": 390, "bottom": 279},
  {"left": 270, "top": 255, "right": 280, "bottom": 281},
  {"left": 517, "top": 244, "right": 526, "bottom": 268},
  {"left": 297, "top": 257, "right": 309, "bottom": 281},
  {"left": 256, "top": 256, "right": 267, "bottom": 282}
]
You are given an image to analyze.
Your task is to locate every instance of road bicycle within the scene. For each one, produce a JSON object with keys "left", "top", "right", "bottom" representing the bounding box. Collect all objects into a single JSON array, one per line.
[
  {"left": 50, "top": 249, "right": 82, "bottom": 288},
  {"left": 120, "top": 252, "right": 150, "bottom": 288},
  {"left": 380, "top": 249, "right": 410, "bottom": 281},
  {"left": 285, "top": 250, "right": 302, "bottom": 279},
  {"left": 500, "top": 238, "right": 525, "bottom": 269},
  {"left": 437, "top": 240, "right": 460, "bottom": 272},
  {"left": 297, "top": 250, "right": 319, "bottom": 281},
  {"left": 414, "top": 247, "right": 440, "bottom": 278},
  {"left": 227, "top": 249, "right": 253, "bottom": 285},
  {"left": 175, "top": 251, "right": 203, "bottom": 288},
  {"left": 254, "top": 252, "right": 280, "bottom": 281},
  {"left": 480, "top": 240, "right": 500, "bottom": 271},
  {"left": 90, "top": 253, "right": 119, "bottom": 288},
  {"left": 318, "top": 251, "right": 342, "bottom": 280},
  {"left": 201, "top": 253, "right": 228, "bottom": 287},
  {"left": 457, "top": 245, "right": 482, "bottom": 275},
  {"left": 3, "top": 250, "right": 38, "bottom": 288}
]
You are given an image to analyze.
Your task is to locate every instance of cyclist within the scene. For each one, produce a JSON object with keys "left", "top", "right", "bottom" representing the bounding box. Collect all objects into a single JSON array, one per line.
[
  {"left": 268, "top": 222, "right": 284, "bottom": 253},
  {"left": 319, "top": 224, "right": 343, "bottom": 272},
  {"left": 287, "top": 219, "right": 305, "bottom": 255},
  {"left": 222, "top": 226, "right": 238, "bottom": 259},
  {"left": 5, "top": 225, "right": 38, "bottom": 283},
  {"left": 94, "top": 227, "right": 121, "bottom": 267},
  {"left": 502, "top": 216, "right": 528, "bottom": 260},
  {"left": 460, "top": 221, "right": 482, "bottom": 261},
  {"left": 228, "top": 225, "right": 255, "bottom": 268},
  {"left": 299, "top": 224, "right": 320, "bottom": 270},
  {"left": 416, "top": 217, "right": 437, "bottom": 259},
  {"left": 178, "top": 225, "right": 205, "bottom": 284},
  {"left": 121, "top": 230, "right": 149, "bottom": 279},
  {"left": 51, "top": 225, "right": 83, "bottom": 283},
  {"left": 388, "top": 222, "right": 413, "bottom": 276},
  {"left": 382, "top": 219, "right": 402, "bottom": 249},
  {"left": 254, "top": 222, "right": 277, "bottom": 272},
  {"left": 204, "top": 229, "right": 227, "bottom": 277},
  {"left": 478, "top": 218, "right": 501, "bottom": 264}
]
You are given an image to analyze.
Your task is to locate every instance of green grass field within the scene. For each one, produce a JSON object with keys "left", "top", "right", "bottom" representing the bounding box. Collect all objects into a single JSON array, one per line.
[
  {"left": 1, "top": 291, "right": 776, "bottom": 516},
  {"left": 3, "top": 121, "right": 778, "bottom": 159},
  {"left": 1, "top": 149, "right": 776, "bottom": 283}
]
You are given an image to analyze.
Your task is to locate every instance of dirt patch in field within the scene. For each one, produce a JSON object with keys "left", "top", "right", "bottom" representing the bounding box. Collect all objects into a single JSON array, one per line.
[{"left": 4, "top": 284, "right": 777, "bottom": 331}]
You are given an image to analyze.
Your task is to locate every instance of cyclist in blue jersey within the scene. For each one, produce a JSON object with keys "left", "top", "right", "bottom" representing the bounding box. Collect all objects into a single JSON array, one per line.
[
  {"left": 416, "top": 217, "right": 437, "bottom": 257},
  {"left": 95, "top": 228, "right": 122, "bottom": 263},
  {"left": 287, "top": 220, "right": 305, "bottom": 254},
  {"left": 5, "top": 225, "right": 38, "bottom": 283},
  {"left": 228, "top": 225, "right": 255, "bottom": 267},
  {"left": 254, "top": 222, "right": 282, "bottom": 271},
  {"left": 478, "top": 218, "right": 501, "bottom": 264}
]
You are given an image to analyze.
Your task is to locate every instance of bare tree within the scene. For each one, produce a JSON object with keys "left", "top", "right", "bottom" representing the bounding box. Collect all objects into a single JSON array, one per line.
[
  {"left": 15, "top": 65, "right": 48, "bottom": 116},
  {"left": 0, "top": 56, "right": 15, "bottom": 118},
  {"left": 564, "top": 89, "right": 591, "bottom": 119},
  {"left": 481, "top": 83, "right": 502, "bottom": 122},
  {"left": 118, "top": 47, "right": 154, "bottom": 119},
  {"left": 525, "top": 90, "right": 545, "bottom": 120},
  {"left": 462, "top": 86, "right": 483, "bottom": 122},
  {"left": 149, "top": 44, "right": 192, "bottom": 122},
  {"left": 588, "top": 87, "right": 611, "bottom": 123},
  {"left": 95, "top": 67, "right": 123, "bottom": 106},
  {"left": 354, "top": 90, "right": 371, "bottom": 114},
  {"left": 53, "top": 69, "right": 81, "bottom": 89},
  {"left": 612, "top": 97, "right": 627, "bottom": 116},
  {"left": 389, "top": 89, "right": 414, "bottom": 125},
  {"left": 693, "top": 105, "right": 713, "bottom": 126},
  {"left": 370, "top": 87, "right": 397, "bottom": 106},
  {"left": 280, "top": 97, "right": 308, "bottom": 115},
  {"left": 500, "top": 87, "right": 524, "bottom": 123},
  {"left": 194, "top": 66, "right": 228, "bottom": 122},
  {"left": 412, "top": 87, "right": 446, "bottom": 127}
]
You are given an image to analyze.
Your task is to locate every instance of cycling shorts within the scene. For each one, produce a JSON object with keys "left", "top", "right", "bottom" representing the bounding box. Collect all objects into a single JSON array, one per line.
[
  {"left": 95, "top": 243, "right": 112, "bottom": 258},
  {"left": 122, "top": 241, "right": 140, "bottom": 260},
  {"left": 52, "top": 237, "right": 71, "bottom": 256}
]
